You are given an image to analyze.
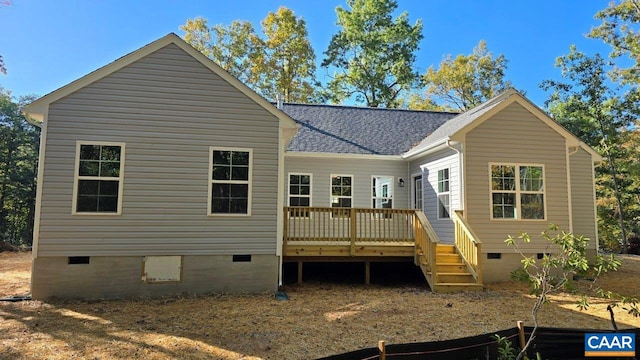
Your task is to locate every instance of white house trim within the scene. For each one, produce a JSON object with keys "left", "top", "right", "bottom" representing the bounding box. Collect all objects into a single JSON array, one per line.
[
  {"left": 207, "top": 146, "right": 253, "bottom": 217},
  {"left": 30, "top": 108, "right": 48, "bottom": 261},
  {"left": 71, "top": 141, "right": 126, "bottom": 216}
]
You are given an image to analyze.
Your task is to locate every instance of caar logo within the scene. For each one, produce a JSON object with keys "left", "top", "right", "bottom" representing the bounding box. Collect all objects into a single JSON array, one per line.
[{"left": 585, "top": 333, "right": 635, "bottom": 357}]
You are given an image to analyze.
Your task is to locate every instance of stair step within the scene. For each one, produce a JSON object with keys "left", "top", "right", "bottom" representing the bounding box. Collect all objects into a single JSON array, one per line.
[
  {"left": 435, "top": 253, "right": 462, "bottom": 263},
  {"left": 415, "top": 243, "right": 482, "bottom": 294},
  {"left": 436, "top": 244, "right": 456, "bottom": 254},
  {"left": 436, "top": 263, "right": 467, "bottom": 273},
  {"left": 437, "top": 272, "right": 476, "bottom": 283}
]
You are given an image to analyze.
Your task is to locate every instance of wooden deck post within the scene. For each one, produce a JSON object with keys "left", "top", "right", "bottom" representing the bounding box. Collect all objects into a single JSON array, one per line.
[
  {"left": 365, "top": 261, "right": 370, "bottom": 285},
  {"left": 350, "top": 208, "right": 356, "bottom": 256},
  {"left": 297, "top": 261, "right": 303, "bottom": 284},
  {"left": 283, "top": 207, "right": 289, "bottom": 255}
]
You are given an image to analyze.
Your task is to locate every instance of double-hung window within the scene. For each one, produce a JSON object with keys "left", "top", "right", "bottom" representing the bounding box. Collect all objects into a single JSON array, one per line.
[
  {"left": 491, "top": 164, "right": 545, "bottom": 220},
  {"left": 289, "top": 173, "right": 311, "bottom": 217},
  {"left": 209, "top": 147, "right": 252, "bottom": 215},
  {"left": 73, "top": 142, "right": 125, "bottom": 214},
  {"left": 437, "top": 168, "right": 450, "bottom": 219},
  {"left": 331, "top": 174, "right": 352, "bottom": 217}
]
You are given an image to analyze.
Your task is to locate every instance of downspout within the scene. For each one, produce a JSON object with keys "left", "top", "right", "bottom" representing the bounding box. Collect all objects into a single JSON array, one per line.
[
  {"left": 446, "top": 140, "right": 463, "bottom": 213},
  {"left": 277, "top": 127, "right": 285, "bottom": 288},
  {"left": 407, "top": 161, "right": 411, "bottom": 208},
  {"left": 276, "top": 102, "right": 298, "bottom": 288},
  {"left": 276, "top": 97, "right": 285, "bottom": 288}
]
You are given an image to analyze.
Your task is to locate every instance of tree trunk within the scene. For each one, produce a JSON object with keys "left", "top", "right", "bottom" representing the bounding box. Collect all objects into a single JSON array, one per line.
[{"left": 597, "top": 116, "right": 628, "bottom": 254}]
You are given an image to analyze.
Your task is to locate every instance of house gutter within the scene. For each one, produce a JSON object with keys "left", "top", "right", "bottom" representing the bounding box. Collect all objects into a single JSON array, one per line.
[{"left": 402, "top": 138, "right": 450, "bottom": 161}]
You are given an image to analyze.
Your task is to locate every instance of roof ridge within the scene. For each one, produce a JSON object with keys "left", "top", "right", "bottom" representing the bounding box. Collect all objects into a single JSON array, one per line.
[{"left": 280, "top": 102, "right": 460, "bottom": 115}]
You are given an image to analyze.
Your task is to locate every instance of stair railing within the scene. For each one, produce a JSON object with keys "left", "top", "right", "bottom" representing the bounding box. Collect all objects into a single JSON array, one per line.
[
  {"left": 413, "top": 210, "right": 440, "bottom": 286},
  {"left": 452, "top": 210, "right": 482, "bottom": 284}
]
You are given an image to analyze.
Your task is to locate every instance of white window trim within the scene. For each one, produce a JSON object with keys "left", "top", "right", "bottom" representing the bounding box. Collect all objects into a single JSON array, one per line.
[
  {"left": 288, "top": 172, "right": 312, "bottom": 218},
  {"left": 489, "top": 163, "right": 546, "bottom": 221},
  {"left": 288, "top": 172, "right": 313, "bottom": 208},
  {"left": 330, "top": 174, "right": 353, "bottom": 209},
  {"left": 208, "top": 147, "right": 253, "bottom": 217},
  {"left": 72, "top": 141, "right": 126, "bottom": 216},
  {"left": 437, "top": 168, "right": 450, "bottom": 220},
  {"left": 371, "top": 175, "right": 394, "bottom": 209}
]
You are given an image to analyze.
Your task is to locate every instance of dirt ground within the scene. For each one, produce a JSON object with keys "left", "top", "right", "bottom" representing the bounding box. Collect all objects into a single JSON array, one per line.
[{"left": 1, "top": 251, "right": 639, "bottom": 360}]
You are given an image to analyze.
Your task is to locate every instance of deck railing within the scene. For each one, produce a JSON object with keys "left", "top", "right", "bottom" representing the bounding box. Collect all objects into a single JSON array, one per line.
[
  {"left": 452, "top": 210, "right": 482, "bottom": 284},
  {"left": 283, "top": 207, "right": 416, "bottom": 256}
]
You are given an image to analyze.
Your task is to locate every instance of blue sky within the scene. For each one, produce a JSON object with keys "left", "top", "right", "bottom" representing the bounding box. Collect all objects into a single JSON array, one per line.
[{"left": 0, "top": 0, "right": 613, "bottom": 107}]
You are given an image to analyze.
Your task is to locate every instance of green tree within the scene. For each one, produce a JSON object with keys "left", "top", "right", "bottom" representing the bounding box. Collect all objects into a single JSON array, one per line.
[
  {"left": 412, "top": 40, "right": 513, "bottom": 111},
  {"left": 403, "top": 92, "right": 446, "bottom": 111},
  {"left": 253, "top": 7, "right": 319, "bottom": 103},
  {"left": 181, "top": 17, "right": 262, "bottom": 85},
  {"left": 181, "top": 7, "right": 319, "bottom": 102},
  {"left": 0, "top": 90, "right": 40, "bottom": 245},
  {"left": 589, "top": 0, "right": 640, "bottom": 84},
  {"left": 322, "top": 0, "right": 423, "bottom": 107},
  {"left": 541, "top": 47, "right": 640, "bottom": 253}
]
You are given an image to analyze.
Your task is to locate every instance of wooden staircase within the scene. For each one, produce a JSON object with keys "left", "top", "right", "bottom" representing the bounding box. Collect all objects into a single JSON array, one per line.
[{"left": 421, "top": 244, "right": 483, "bottom": 293}]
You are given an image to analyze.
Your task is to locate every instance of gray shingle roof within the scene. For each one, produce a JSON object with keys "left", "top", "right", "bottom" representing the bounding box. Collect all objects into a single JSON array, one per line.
[{"left": 281, "top": 103, "right": 458, "bottom": 155}]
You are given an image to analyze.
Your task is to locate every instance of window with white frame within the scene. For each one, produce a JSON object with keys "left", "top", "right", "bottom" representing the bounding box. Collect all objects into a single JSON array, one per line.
[
  {"left": 491, "top": 164, "right": 544, "bottom": 220},
  {"left": 414, "top": 175, "right": 423, "bottom": 210},
  {"left": 331, "top": 175, "right": 352, "bottom": 216},
  {"left": 74, "top": 142, "right": 124, "bottom": 214},
  {"left": 372, "top": 175, "right": 393, "bottom": 209},
  {"left": 289, "top": 173, "right": 311, "bottom": 217},
  {"left": 210, "top": 148, "right": 252, "bottom": 215},
  {"left": 437, "top": 168, "right": 450, "bottom": 219}
]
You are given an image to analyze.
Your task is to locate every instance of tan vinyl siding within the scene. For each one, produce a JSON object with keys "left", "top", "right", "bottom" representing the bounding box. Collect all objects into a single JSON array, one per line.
[
  {"left": 409, "top": 149, "right": 459, "bottom": 243},
  {"left": 464, "top": 102, "right": 570, "bottom": 252},
  {"left": 569, "top": 147, "right": 597, "bottom": 248},
  {"left": 38, "top": 43, "right": 281, "bottom": 256},
  {"left": 284, "top": 156, "right": 409, "bottom": 208}
]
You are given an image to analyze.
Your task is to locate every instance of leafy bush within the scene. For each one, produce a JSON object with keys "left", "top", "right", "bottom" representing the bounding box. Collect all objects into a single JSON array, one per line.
[{"left": 506, "top": 224, "right": 621, "bottom": 360}]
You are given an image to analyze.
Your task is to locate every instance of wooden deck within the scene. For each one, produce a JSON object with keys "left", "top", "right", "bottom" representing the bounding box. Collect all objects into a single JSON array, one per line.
[
  {"left": 283, "top": 207, "right": 416, "bottom": 257},
  {"left": 282, "top": 207, "right": 484, "bottom": 292}
]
